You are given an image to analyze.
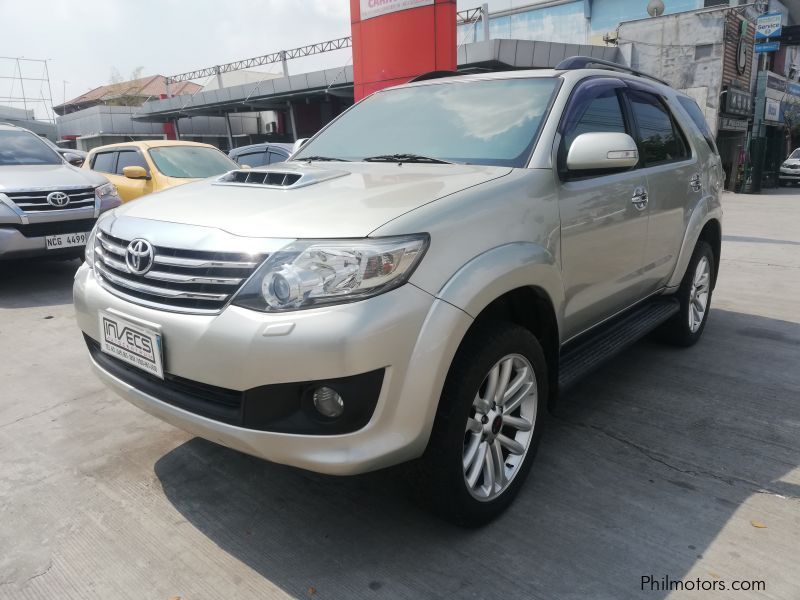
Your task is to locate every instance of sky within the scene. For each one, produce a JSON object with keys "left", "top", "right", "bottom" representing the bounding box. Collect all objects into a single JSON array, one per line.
[{"left": 0, "top": 0, "right": 525, "bottom": 118}]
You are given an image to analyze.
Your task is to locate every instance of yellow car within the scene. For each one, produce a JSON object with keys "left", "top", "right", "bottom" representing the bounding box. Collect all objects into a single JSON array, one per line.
[{"left": 83, "top": 140, "right": 238, "bottom": 202}]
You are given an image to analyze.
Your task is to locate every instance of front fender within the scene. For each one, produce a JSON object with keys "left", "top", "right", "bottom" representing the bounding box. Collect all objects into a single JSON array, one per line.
[
  {"left": 665, "top": 193, "right": 723, "bottom": 289},
  {"left": 435, "top": 242, "right": 564, "bottom": 334}
]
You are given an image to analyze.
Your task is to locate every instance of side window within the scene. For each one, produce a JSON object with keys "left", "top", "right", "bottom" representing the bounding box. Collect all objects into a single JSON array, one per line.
[
  {"left": 92, "top": 151, "right": 117, "bottom": 173},
  {"left": 558, "top": 79, "right": 628, "bottom": 177},
  {"left": 267, "top": 150, "right": 287, "bottom": 164},
  {"left": 627, "top": 91, "right": 689, "bottom": 166},
  {"left": 677, "top": 96, "right": 718, "bottom": 155},
  {"left": 238, "top": 151, "right": 268, "bottom": 167},
  {"left": 115, "top": 150, "right": 149, "bottom": 174}
]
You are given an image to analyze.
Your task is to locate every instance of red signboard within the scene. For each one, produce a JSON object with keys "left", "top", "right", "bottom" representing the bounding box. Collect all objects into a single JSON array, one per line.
[{"left": 350, "top": 0, "right": 456, "bottom": 101}]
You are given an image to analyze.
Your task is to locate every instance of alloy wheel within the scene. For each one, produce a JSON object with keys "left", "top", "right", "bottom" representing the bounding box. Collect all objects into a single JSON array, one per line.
[{"left": 688, "top": 256, "right": 711, "bottom": 333}]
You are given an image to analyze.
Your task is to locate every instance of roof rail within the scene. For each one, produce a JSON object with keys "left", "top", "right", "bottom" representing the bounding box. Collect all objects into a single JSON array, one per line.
[{"left": 555, "top": 56, "right": 670, "bottom": 87}]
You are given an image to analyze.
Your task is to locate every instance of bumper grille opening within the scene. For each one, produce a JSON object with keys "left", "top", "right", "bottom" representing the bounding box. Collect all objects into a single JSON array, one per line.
[{"left": 2, "top": 218, "right": 97, "bottom": 238}]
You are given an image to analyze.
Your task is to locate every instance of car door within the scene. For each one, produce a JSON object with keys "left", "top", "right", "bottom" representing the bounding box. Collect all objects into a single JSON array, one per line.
[
  {"left": 114, "top": 148, "right": 154, "bottom": 201},
  {"left": 623, "top": 86, "right": 696, "bottom": 293},
  {"left": 556, "top": 77, "right": 650, "bottom": 340},
  {"left": 89, "top": 150, "right": 126, "bottom": 191}
]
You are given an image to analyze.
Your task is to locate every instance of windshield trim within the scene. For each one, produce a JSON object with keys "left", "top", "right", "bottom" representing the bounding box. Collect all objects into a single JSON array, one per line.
[{"left": 293, "top": 75, "right": 563, "bottom": 169}]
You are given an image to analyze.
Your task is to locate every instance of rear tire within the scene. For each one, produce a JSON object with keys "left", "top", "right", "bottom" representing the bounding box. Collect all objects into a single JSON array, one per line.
[
  {"left": 410, "top": 321, "right": 548, "bottom": 527},
  {"left": 656, "top": 240, "right": 715, "bottom": 347}
]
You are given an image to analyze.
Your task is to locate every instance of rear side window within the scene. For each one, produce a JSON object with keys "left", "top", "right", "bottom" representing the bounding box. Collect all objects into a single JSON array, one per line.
[
  {"left": 677, "top": 96, "right": 718, "bottom": 155},
  {"left": 92, "top": 151, "right": 117, "bottom": 173},
  {"left": 627, "top": 91, "right": 689, "bottom": 166},
  {"left": 115, "top": 150, "right": 149, "bottom": 174}
]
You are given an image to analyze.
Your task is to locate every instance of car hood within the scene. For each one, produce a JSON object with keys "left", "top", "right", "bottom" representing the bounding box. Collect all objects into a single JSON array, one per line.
[
  {"left": 111, "top": 162, "right": 513, "bottom": 238},
  {"left": 0, "top": 164, "right": 108, "bottom": 191}
]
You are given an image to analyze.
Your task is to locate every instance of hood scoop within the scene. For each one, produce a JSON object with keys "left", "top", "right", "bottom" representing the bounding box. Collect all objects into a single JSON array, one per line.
[{"left": 214, "top": 164, "right": 348, "bottom": 190}]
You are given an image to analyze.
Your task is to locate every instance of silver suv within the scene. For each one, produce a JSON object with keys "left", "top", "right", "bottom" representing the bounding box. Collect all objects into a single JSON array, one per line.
[
  {"left": 74, "top": 59, "right": 723, "bottom": 524},
  {"left": 0, "top": 123, "right": 120, "bottom": 260}
]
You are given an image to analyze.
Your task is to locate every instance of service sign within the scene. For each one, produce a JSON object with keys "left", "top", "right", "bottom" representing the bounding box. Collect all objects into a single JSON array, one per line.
[
  {"left": 755, "top": 12, "right": 782, "bottom": 40},
  {"left": 360, "top": 0, "right": 434, "bottom": 21},
  {"left": 765, "top": 98, "right": 782, "bottom": 122}
]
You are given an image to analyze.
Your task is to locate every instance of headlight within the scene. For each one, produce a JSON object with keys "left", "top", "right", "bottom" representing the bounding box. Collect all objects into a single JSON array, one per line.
[
  {"left": 95, "top": 182, "right": 119, "bottom": 202},
  {"left": 232, "top": 234, "right": 429, "bottom": 312}
]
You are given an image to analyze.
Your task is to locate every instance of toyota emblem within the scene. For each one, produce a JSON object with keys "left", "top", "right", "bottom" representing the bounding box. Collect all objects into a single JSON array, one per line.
[
  {"left": 46, "top": 191, "right": 70, "bottom": 207},
  {"left": 126, "top": 239, "right": 154, "bottom": 274}
]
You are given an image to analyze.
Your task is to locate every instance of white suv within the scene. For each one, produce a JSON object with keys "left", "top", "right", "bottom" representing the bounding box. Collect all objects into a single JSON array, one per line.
[
  {"left": 74, "top": 59, "right": 723, "bottom": 524},
  {"left": 0, "top": 123, "right": 120, "bottom": 260}
]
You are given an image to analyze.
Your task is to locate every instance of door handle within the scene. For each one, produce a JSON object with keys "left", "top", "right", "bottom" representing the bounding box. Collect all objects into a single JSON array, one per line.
[
  {"left": 689, "top": 173, "right": 702, "bottom": 192},
  {"left": 631, "top": 187, "right": 648, "bottom": 211}
]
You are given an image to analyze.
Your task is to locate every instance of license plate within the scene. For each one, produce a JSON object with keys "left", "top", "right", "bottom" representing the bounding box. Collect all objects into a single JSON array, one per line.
[
  {"left": 45, "top": 231, "right": 88, "bottom": 250},
  {"left": 99, "top": 311, "right": 164, "bottom": 379}
]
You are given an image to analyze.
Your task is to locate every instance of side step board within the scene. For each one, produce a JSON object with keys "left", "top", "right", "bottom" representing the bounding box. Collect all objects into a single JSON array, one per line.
[{"left": 558, "top": 297, "right": 680, "bottom": 390}]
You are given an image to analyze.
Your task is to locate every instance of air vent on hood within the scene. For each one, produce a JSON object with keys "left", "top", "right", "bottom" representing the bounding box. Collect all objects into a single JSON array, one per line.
[{"left": 214, "top": 165, "right": 347, "bottom": 190}]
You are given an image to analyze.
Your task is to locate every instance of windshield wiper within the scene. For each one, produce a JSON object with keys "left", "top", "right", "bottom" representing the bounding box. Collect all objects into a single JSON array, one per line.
[
  {"left": 362, "top": 153, "right": 455, "bottom": 164},
  {"left": 298, "top": 155, "right": 350, "bottom": 162}
]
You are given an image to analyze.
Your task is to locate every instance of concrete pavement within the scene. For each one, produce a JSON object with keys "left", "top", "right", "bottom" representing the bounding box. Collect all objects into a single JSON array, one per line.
[{"left": 0, "top": 189, "right": 798, "bottom": 599}]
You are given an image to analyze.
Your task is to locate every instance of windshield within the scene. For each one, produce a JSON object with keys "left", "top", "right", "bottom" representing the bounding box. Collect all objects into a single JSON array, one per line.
[
  {"left": 294, "top": 77, "right": 559, "bottom": 167},
  {"left": 148, "top": 146, "right": 238, "bottom": 178},
  {"left": 789, "top": 149, "right": 800, "bottom": 159},
  {"left": 0, "top": 130, "right": 62, "bottom": 166}
]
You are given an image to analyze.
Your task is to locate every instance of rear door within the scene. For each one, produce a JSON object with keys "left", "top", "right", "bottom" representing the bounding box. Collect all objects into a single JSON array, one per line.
[
  {"left": 623, "top": 86, "right": 696, "bottom": 292},
  {"left": 556, "top": 77, "right": 650, "bottom": 340}
]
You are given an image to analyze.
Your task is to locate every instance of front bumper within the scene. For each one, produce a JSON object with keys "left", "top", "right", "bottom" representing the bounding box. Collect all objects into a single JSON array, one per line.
[
  {"left": 74, "top": 264, "right": 473, "bottom": 475},
  {"left": 0, "top": 220, "right": 95, "bottom": 260}
]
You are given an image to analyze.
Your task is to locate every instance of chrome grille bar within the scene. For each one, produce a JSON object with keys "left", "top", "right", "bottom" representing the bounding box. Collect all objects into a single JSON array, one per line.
[{"left": 93, "top": 229, "right": 266, "bottom": 314}]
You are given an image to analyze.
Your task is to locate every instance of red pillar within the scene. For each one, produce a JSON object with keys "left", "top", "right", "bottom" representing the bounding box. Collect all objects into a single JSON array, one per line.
[
  {"left": 160, "top": 93, "right": 177, "bottom": 140},
  {"left": 350, "top": 0, "right": 457, "bottom": 102}
]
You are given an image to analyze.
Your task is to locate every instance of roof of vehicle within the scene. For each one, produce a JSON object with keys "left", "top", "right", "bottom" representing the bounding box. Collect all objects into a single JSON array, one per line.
[
  {"left": 86, "top": 139, "right": 218, "bottom": 153},
  {"left": 229, "top": 142, "right": 293, "bottom": 155}
]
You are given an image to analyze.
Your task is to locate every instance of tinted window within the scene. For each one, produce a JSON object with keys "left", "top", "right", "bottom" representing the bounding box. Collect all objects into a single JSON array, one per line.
[
  {"left": 677, "top": 96, "right": 716, "bottom": 155},
  {"left": 268, "top": 150, "right": 288, "bottom": 164},
  {"left": 562, "top": 86, "right": 627, "bottom": 152},
  {"left": 148, "top": 146, "right": 238, "bottom": 178},
  {"left": 628, "top": 91, "right": 688, "bottom": 165},
  {"left": 115, "top": 150, "right": 149, "bottom": 174},
  {"left": 237, "top": 151, "right": 268, "bottom": 167},
  {"left": 92, "top": 151, "right": 117, "bottom": 173},
  {"left": 0, "top": 130, "right": 62, "bottom": 166},
  {"left": 790, "top": 149, "right": 800, "bottom": 159},
  {"left": 294, "top": 78, "right": 559, "bottom": 167}
]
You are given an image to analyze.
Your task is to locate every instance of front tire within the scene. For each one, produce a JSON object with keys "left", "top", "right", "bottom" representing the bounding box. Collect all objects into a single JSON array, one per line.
[
  {"left": 412, "top": 322, "right": 548, "bottom": 527},
  {"left": 657, "top": 240, "right": 715, "bottom": 347}
]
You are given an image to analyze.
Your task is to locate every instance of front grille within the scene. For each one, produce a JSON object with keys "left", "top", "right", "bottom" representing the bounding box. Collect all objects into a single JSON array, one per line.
[
  {"left": 2, "top": 218, "right": 97, "bottom": 238},
  {"left": 4, "top": 187, "right": 96, "bottom": 212},
  {"left": 94, "top": 230, "right": 266, "bottom": 314}
]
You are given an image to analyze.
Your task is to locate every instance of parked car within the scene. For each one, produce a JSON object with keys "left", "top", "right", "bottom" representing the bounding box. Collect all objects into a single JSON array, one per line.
[
  {"left": 74, "top": 59, "right": 723, "bottom": 525},
  {"left": 41, "top": 137, "right": 88, "bottom": 167},
  {"left": 779, "top": 148, "right": 800, "bottom": 186},
  {"left": 83, "top": 140, "right": 238, "bottom": 202},
  {"left": 229, "top": 142, "right": 293, "bottom": 167},
  {"left": 0, "top": 123, "right": 120, "bottom": 260}
]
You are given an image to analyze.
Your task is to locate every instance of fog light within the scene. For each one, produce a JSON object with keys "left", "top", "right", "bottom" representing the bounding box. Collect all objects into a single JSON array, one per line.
[{"left": 312, "top": 386, "right": 344, "bottom": 418}]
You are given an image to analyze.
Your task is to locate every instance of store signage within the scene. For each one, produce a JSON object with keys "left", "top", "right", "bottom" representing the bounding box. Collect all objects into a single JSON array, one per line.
[
  {"left": 755, "top": 12, "right": 783, "bottom": 39},
  {"left": 755, "top": 41, "right": 780, "bottom": 53},
  {"left": 360, "top": 0, "right": 434, "bottom": 20},
  {"left": 719, "top": 117, "right": 748, "bottom": 132},
  {"left": 765, "top": 98, "right": 781, "bottom": 122},
  {"left": 724, "top": 87, "right": 751, "bottom": 116}
]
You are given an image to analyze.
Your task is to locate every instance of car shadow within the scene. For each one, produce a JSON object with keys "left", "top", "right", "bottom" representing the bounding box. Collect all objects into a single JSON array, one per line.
[
  {"left": 154, "top": 308, "right": 800, "bottom": 599},
  {"left": 0, "top": 258, "right": 80, "bottom": 309}
]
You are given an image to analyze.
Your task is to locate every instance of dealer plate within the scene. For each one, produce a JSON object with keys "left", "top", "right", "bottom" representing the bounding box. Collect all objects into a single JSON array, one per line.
[
  {"left": 45, "top": 231, "right": 89, "bottom": 250},
  {"left": 99, "top": 311, "right": 164, "bottom": 379}
]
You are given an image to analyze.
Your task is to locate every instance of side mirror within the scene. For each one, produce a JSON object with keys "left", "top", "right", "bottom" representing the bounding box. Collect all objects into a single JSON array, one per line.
[
  {"left": 123, "top": 165, "right": 149, "bottom": 180},
  {"left": 64, "top": 153, "right": 84, "bottom": 167},
  {"left": 292, "top": 138, "right": 308, "bottom": 154},
  {"left": 566, "top": 132, "right": 639, "bottom": 171}
]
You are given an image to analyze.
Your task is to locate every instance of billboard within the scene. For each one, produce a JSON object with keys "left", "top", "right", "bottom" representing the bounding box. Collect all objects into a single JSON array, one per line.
[{"left": 755, "top": 13, "right": 782, "bottom": 40}]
